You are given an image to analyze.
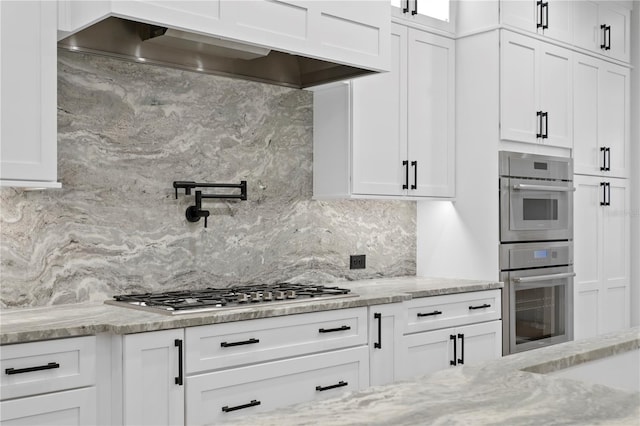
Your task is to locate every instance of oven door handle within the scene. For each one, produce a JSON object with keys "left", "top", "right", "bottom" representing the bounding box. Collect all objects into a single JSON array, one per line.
[
  {"left": 512, "top": 183, "right": 575, "bottom": 192},
  {"left": 512, "top": 272, "right": 576, "bottom": 283}
]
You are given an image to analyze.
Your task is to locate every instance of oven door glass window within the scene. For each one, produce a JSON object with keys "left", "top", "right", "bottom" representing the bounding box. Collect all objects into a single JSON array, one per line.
[{"left": 508, "top": 180, "right": 570, "bottom": 232}]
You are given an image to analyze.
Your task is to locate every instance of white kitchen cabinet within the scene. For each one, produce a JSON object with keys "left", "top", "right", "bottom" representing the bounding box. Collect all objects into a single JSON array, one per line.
[
  {"left": 573, "top": 53, "right": 630, "bottom": 178},
  {"left": 313, "top": 23, "right": 455, "bottom": 199},
  {"left": 58, "top": 0, "right": 390, "bottom": 74},
  {"left": 186, "top": 346, "right": 369, "bottom": 425},
  {"left": 391, "top": 0, "right": 455, "bottom": 34},
  {"left": 369, "top": 304, "right": 404, "bottom": 386},
  {"left": 397, "top": 321, "right": 502, "bottom": 380},
  {"left": 501, "top": 0, "right": 573, "bottom": 44},
  {"left": 573, "top": 1, "right": 631, "bottom": 63},
  {"left": 122, "top": 329, "right": 185, "bottom": 426},
  {"left": 0, "top": 1, "right": 60, "bottom": 188},
  {"left": 0, "top": 336, "right": 97, "bottom": 424},
  {"left": 395, "top": 290, "right": 502, "bottom": 380},
  {"left": 574, "top": 175, "right": 630, "bottom": 340},
  {"left": 500, "top": 30, "right": 572, "bottom": 148}
]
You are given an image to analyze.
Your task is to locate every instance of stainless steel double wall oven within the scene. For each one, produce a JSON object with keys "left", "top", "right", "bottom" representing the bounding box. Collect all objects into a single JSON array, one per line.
[{"left": 499, "top": 151, "right": 574, "bottom": 355}]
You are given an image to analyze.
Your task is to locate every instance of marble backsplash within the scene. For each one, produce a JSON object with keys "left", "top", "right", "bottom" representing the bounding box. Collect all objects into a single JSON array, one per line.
[{"left": 0, "top": 50, "right": 416, "bottom": 308}]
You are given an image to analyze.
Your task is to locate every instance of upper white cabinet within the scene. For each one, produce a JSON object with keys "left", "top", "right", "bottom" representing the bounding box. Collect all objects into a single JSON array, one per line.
[
  {"left": 501, "top": 0, "right": 573, "bottom": 44},
  {"left": 574, "top": 176, "right": 630, "bottom": 339},
  {"left": 0, "top": 1, "right": 60, "bottom": 188},
  {"left": 313, "top": 23, "right": 455, "bottom": 199},
  {"left": 500, "top": 30, "right": 572, "bottom": 148},
  {"left": 391, "top": 0, "right": 454, "bottom": 33},
  {"left": 573, "top": 1, "right": 631, "bottom": 63},
  {"left": 573, "top": 53, "right": 630, "bottom": 178},
  {"left": 58, "top": 0, "right": 390, "bottom": 73}
]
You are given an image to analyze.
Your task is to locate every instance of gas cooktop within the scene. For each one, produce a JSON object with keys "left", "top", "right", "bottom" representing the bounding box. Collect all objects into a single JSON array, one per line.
[{"left": 105, "top": 283, "right": 357, "bottom": 315}]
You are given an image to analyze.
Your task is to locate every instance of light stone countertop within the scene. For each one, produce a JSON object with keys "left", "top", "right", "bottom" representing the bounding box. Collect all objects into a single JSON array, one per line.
[
  {"left": 222, "top": 327, "right": 640, "bottom": 426},
  {"left": 0, "top": 276, "right": 502, "bottom": 344}
]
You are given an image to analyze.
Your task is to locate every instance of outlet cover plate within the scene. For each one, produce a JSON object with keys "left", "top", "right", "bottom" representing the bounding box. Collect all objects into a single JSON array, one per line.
[{"left": 350, "top": 255, "right": 366, "bottom": 270}]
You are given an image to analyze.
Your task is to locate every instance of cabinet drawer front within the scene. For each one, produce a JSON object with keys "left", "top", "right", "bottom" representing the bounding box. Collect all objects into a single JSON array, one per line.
[
  {"left": 186, "top": 307, "right": 367, "bottom": 373},
  {"left": 0, "top": 336, "right": 96, "bottom": 400},
  {"left": 186, "top": 346, "right": 369, "bottom": 425},
  {"left": 0, "top": 386, "right": 97, "bottom": 425},
  {"left": 404, "top": 290, "right": 501, "bottom": 333}
]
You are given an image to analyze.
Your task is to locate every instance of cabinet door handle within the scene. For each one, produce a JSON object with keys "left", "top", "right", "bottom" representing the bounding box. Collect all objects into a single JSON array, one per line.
[
  {"left": 542, "top": 112, "right": 548, "bottom": 139},
  {"left": 411, "top": 161, "right": 417, "bottom": 190},
  {"left": 411, "top": 0, "right": 418, "bottom": 15},
  {"left": 5, "top": 362, "right": 60, "bottom": 375},
  {"left": 220, "top": 338, "right": 260, "bottom": 347},
  {"left": 536, "top": 1, "right": 543, "bottom": 28},
  {"left": 606, "top": 25, "right": 611, "bottom": 50},
  {"left": 600, "top": 182, "right": 607, "bottom": 206},
  {"left": 605, "top": 147, "right": 611, "bottom": 171},
  {"left": 457, "top": 333, "right": 465, "bottom": 365},
  {"left": 374, "top": 313, "right": 382, "bottom": 349},
  {"left": 174, "top": 339, "right": 183, "bottom": 386},
  {"left": 417, "top": 310, "right": 442, "bottom": 317},
  {"left": 605, "top": 182, "right": 611, "bottom": 206},
  {"left": 402, "top": 0, "right": 409, "bottom": 13},
  {"left": 319, "top": 325, "right": 351, "bottom": 333},
  {"left": 536, "top": 111, "right": 543, "bottom": 138},
  {"left": 450, "top": 334, "right": 457, "bottom": 366},
  {"left": 402, "top": 160, "right": 409, "bottom": 190},
  {"left": 222, "top": 400, "right": 261, "bottom": 413},
  {"left": 316, "top": 380, "right": 348, "bottom": 392},
  {"left": 542, "top": 2, "right": 549, "bottom": 29},
  {"left": 600, "top": 147, "right": 607, "bottom": 171},
  {"left": 469, "top": 303, "right": 491, "bottom": 310},
  {"left": 601, "top": 24, "right": 607, "bottom": 49}
]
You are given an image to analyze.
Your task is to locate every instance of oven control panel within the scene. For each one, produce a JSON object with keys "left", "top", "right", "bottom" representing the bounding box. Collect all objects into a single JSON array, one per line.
[{"left": 500, "top": 242, "right": 572, "bottom": 271}]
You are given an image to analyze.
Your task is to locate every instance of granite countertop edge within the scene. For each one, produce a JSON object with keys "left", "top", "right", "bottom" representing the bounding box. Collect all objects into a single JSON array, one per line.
[{"left": 0, "top": 276, "right": 503, "bottom": 344}]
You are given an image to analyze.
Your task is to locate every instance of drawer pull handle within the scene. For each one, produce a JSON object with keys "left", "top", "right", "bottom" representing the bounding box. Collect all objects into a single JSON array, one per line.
[
  {"left": 5, "top": 362, "right": 60, "bottom": 375},
  {"left": 222, "top": 400, "right": 261, "bottom": 413},
  {"left": 417, "top": 310, "right": 442, "bottom": 317},
  {"left": 319, "top": 325, "right": 351, "bottom": 333},
  {"left": 316, "top": 381, "right": 348, "bottom": 392},
  {"left": 469, "top": 303, "right": 491, "bottom": 310},
  {"left": 220, "top": 338, "right": 259, "bottom": 347}
]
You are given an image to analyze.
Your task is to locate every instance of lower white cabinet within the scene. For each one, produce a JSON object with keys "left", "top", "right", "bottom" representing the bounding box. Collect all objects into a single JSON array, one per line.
[
  {"left": 122, "top": 329, "right": 185, "bottom": 426},
  {"left": 397, "top": 321, "right": 502, "bottom": 380},
  {"left": 0, "top": 336, "right": 97, "bottom": 424},
  {"left": 574, "top": 175, "right": 630, "bottom": 339},
  {"left": 369, "top": 304, "right": 404, "bottom": 386},
  {"left": 186, "top": 346, "right": 369, "bottom": 425}
]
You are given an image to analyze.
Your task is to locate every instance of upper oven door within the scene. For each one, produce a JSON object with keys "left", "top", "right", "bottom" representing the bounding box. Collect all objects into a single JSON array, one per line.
[{"left": 500, "top": 177, "right": 574, "bottom": 242}]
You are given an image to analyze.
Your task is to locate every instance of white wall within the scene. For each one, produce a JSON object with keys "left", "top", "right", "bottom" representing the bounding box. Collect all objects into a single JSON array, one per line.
[{"left": 630, "top": 3, "right": 640, "bottom": 327}]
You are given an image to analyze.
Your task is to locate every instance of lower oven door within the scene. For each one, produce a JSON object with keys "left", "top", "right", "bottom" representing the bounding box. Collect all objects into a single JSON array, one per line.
[{"left": 502, "top": 266, "right": 574, "bottom": 355}]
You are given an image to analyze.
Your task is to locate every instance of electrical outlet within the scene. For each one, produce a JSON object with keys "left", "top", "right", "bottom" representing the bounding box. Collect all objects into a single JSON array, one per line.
[{"left": 350, "top": 255, "right": 366, "bottom": 270}]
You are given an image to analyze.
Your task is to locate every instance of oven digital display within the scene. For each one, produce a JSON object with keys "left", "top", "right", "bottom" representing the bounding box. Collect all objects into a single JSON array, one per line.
[{"left": 534, "top": 250, "right": 548, "bottom": 259}]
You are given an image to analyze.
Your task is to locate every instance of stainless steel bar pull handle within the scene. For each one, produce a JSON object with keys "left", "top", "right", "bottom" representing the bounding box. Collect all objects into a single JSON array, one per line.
[
  {"left": 513, "top": 272, "right": 576, "bottom": 283},
  {"left": 512, "top": 184, "right": 575, "bottom": 192}
]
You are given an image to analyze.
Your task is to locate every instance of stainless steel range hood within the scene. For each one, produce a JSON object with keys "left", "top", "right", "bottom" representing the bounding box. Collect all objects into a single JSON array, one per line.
[{"left": 58, "top": 17, "right": 376, "bottom": 89}]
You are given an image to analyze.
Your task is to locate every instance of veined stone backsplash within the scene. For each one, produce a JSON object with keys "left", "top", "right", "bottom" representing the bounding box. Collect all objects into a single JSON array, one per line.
[{"left": 0, "top": 50, "right": 416, "bottom": 308}]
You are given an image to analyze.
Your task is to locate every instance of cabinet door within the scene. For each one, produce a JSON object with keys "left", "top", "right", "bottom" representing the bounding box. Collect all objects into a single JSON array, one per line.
[
  {"left": 0, "top": 1, "right": 58, "bottom": 186},
  {"left": 396, "top": 328, "right": 452, "bottom": 381},
  {"left": 573, "top": 54, "right": 602, "bottom": 176},
  {"left": 369, "top": 304, "right": 404, "bottom": 386},
  {"left": 599, "top": 63, "right": 629, "bottom": 178},
  {"left": 123, "top": 329, "right": 185, "bottom": 426},
  {"left": 573, "top": 0, "right": 600, "bottom": 52},
  {"left": 407, "top": 29, "right": 455, "bottom": 197},
  {"left": 599, "top": 3, "right": 630, "bottom": 62},
  {"left": 542, "top": 1, "right": 572, "bottom": 43},
  {"left": 500, "top": 31, "right": 538, "bottom": 144},
  {"left": 573, "top": 176, "right": 603, "bottom": 340},
  {"left": 456, "top": 321, "right": 502, "bottom": 366},
  {"left": 601, "top": 179, "right": 630, "bottom": 334},
  {"left": 538, "top": 42, "right": 572, "bottom": 148},
  {"left": 351, "top": 23, "right": 407, "bottom": 196},
  {"left": 501, "top": 0, "right": 537, "bottom": 32},
  {"left": 0, "top": 387, "right": 96, "bottom": 425}
]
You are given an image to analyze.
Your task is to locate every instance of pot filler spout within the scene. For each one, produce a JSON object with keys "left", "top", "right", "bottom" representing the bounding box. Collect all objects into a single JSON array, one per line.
[{"left": 58, "top": 17, "right": 376, "bottom": 89}]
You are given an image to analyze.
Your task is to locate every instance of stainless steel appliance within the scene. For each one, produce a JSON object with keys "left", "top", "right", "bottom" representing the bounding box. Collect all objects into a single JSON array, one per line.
[
  {"left": 499, "top": 151, "right": 574, "bottom": 242},
  {"left": 500, "top": 242, "right": 574, "bottom": 354},
  {"left": 105, "top": 283, "right": 356, "bottom": 315},
  {"left": 499, "top": 151, "right": 574, "bottom": 355}
]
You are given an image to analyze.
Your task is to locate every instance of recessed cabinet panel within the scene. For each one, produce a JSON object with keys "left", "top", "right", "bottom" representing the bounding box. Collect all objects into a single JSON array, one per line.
[
  {"left": 0, "top": 387, "right": 97, "bottom": 425},
  {"left": 539, "top": 44, "right": 572, "bottom": 148},
  {"left": 573, "top": 0, "right": 600, "bottom": 51},
  {"left": 501, "top": 0, "right": 536, "bottom": 32},
  {"left": 599, "top": 66, "right": 629, "bottom": 177},
  {"left": 223, "top": 0, "right": 308, "bottom": 41},
  {"left": 573, "top": 56, "right": 600, "bottom": 175}
]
